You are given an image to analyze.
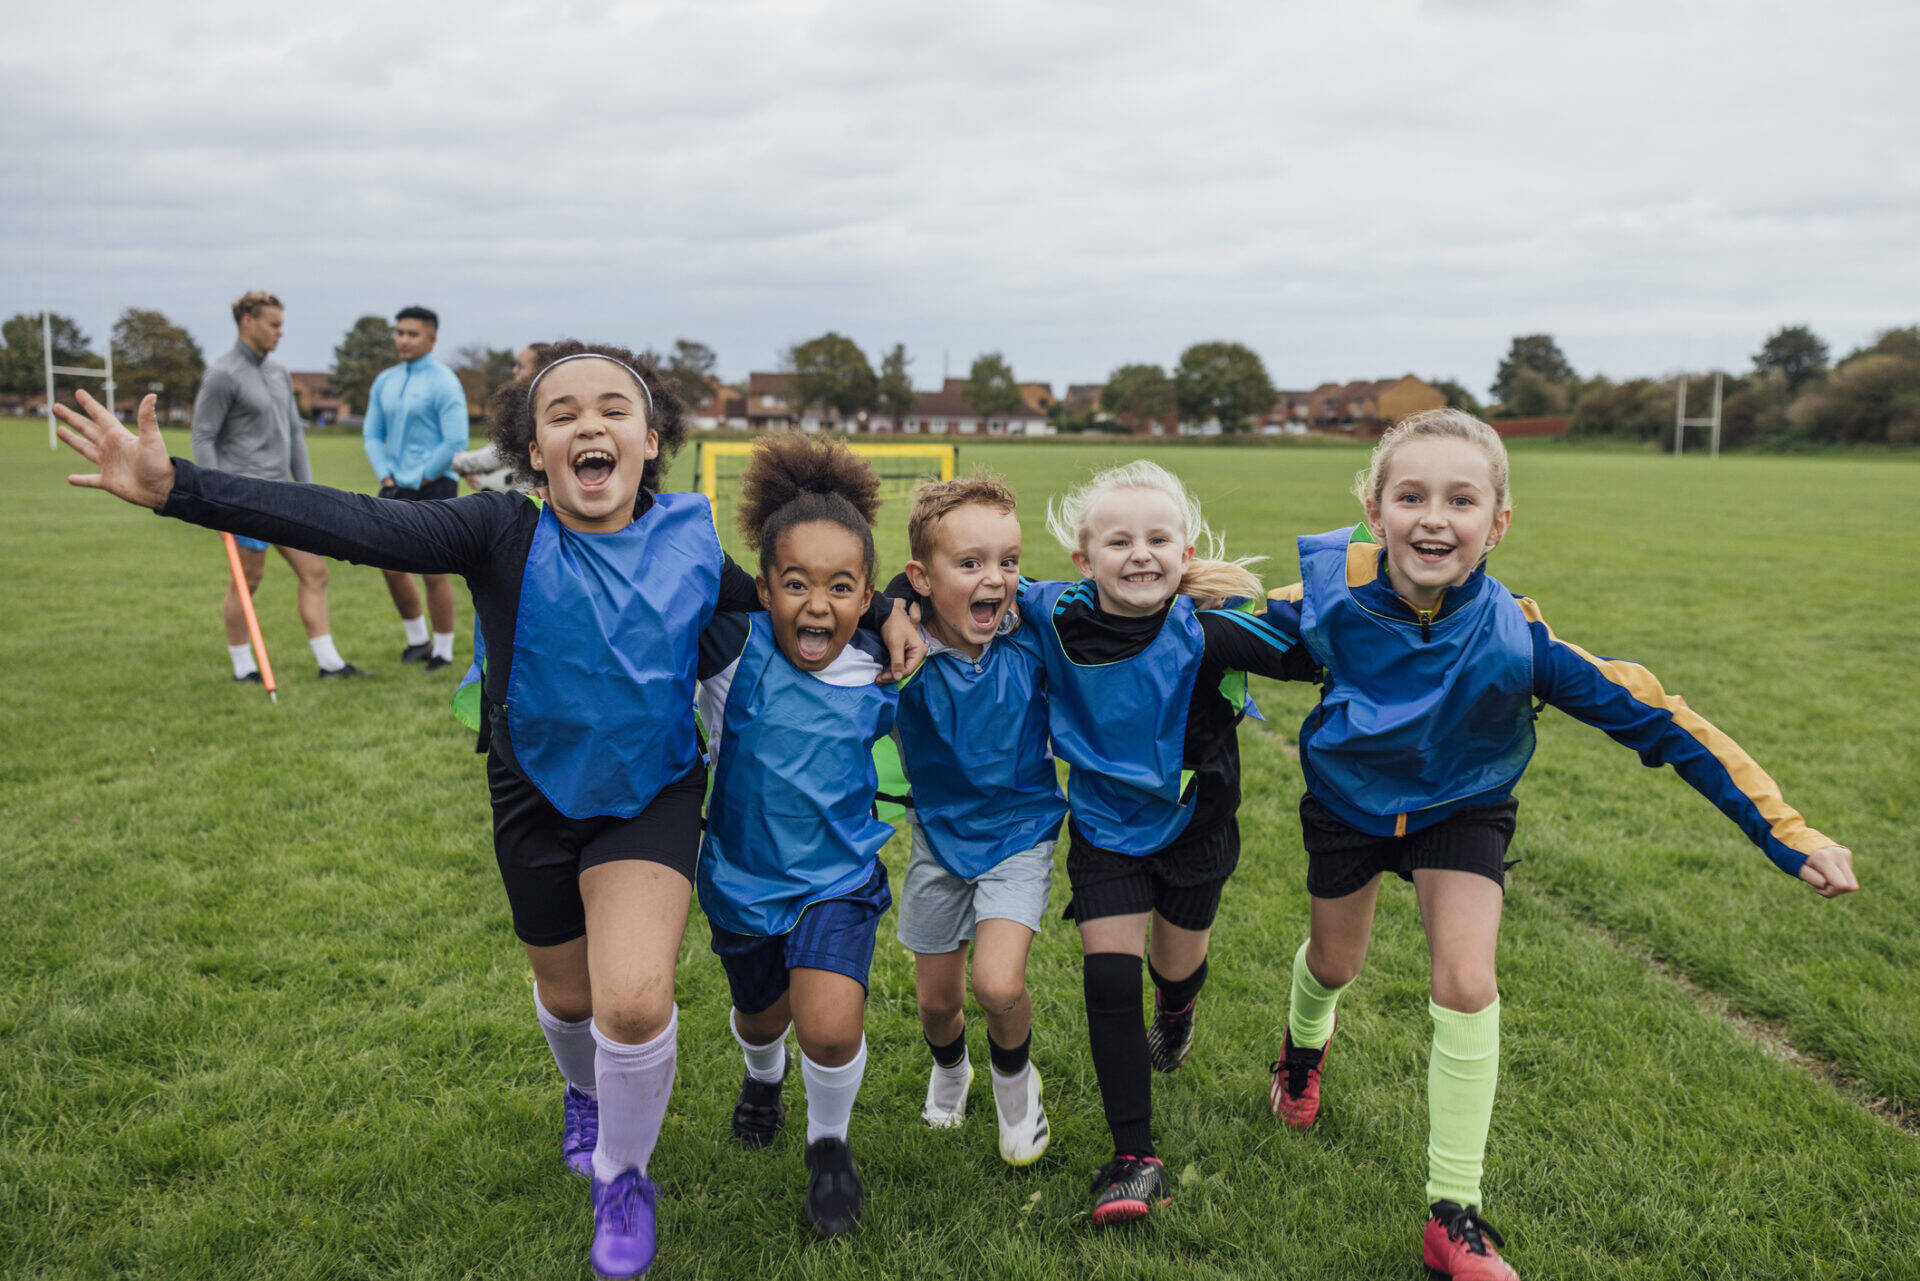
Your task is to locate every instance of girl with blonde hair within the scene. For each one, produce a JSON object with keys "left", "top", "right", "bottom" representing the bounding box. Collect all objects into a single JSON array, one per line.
[
  {"left": 1259, "top": 409, "right": 1856, "bottom": 1280},
  {"left": 1024, "top": 458, "right": 1303, "bottom": 1223}
]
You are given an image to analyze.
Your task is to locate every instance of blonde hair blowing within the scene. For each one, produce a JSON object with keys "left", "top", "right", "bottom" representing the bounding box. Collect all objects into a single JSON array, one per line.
[
  {"left": 1046, "top": 458, "right": 1264, "bottom": 601},
  {"left": 1355, "top": 408, "right": 1512, "bottom": 514}
]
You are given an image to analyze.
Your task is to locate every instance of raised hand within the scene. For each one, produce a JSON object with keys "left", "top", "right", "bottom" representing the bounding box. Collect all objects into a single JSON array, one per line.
[
  {"left": 54, "top": 390, "right": 177, "bottom": 510},
  {"left": 1797, "top": 845, "right": 1859, "bottom": 898}
]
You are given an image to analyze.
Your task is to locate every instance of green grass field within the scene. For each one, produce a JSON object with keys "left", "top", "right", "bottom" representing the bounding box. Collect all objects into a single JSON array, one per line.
[{"left": 3, "top": 419, "right": 1916, "bottom": 1279}]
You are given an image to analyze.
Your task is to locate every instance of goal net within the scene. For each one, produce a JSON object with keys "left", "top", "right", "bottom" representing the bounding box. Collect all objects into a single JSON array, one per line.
[{"left": 691, "top": 439, "right": 958, "bottom": 566}]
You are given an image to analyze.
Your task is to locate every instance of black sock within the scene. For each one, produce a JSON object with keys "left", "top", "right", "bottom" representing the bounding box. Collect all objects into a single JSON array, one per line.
[
  {"left": 1148, "top": 957, "right": 1208, "bottom": 1014},
  {"left": 926, "top": 1027, "right": 967, "bottom": 1069},
  {"left": 987, "top": 1030, "right": 1031, "bottom": 1076},
  {"left": 1083, "top": 952, "right": 1154, "bottom": 1158}
]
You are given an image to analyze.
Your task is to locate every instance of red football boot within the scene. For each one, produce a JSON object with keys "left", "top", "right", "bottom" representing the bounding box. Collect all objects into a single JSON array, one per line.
[
  {"left": 1422, "top": 1201, "right": 1519, "bottom": 1281},
  {"left": 1268, "top": 1013, "right": 1334, "bottom": 1130}
]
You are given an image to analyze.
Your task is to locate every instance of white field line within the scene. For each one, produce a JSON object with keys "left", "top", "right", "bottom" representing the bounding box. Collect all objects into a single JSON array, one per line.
[{"left": 1532, "top": 892, "right": 1918, "bottom": 1141}]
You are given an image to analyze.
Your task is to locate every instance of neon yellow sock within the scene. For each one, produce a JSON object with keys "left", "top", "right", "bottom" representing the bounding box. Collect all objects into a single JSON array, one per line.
[
  {"left": 1425, "top": 998, "right": 1500, "bottom": 1208},
  {"left": 1287, "top": 940, "right": 1348, "bottom": 1050}
]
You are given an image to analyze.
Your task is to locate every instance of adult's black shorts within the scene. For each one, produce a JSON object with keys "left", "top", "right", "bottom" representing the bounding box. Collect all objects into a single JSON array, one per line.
[
  {"left": 1301, "top": 794, "right": 1519, "bottom": 900},
  {"left": 488, "top": 752, "right": 706, "bottom": 947},
  {"left": 1063, "top": 817, "right": 1239, "bottom": 931},
  {"left": 379, "top": 476, "right": 459, "bottom": 502}
]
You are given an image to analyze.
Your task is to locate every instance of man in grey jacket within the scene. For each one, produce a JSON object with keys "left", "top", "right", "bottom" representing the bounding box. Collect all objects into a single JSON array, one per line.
[{"left": 191, "top": 290, "right": 366, "bottom": 680}]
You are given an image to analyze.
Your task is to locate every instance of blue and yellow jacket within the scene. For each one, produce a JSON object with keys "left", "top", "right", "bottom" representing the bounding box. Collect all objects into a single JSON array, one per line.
[{"left": 1265, "top": 539, "right": 1833, "bottom": 877}]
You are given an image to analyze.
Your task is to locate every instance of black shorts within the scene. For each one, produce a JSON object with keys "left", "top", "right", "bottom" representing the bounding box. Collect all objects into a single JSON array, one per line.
[
  {"left": 379, "top": 476, "right": 458, "bottom": 502},
  {"left": 1301, "top": 795, "right": 1519, "bottom": 900},
  {"left": 488, "top": 752, "right": 706, "bottom": 947},
  {"left": 1062, "top": 817, "right": 1239, "bottom": 931}
]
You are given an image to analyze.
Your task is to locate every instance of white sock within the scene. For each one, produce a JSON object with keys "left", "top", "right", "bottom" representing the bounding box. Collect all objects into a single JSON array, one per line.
[
  {"left": 929, "top": 1047, "right": 972, "bottom": 1114},
  {"left": 534, "top": 984, "right": 596, "bottom": 1098},
  {"left": 802, "top": 1038, "right": 867, "bottom": 1145},
  {"left": 430, "top": 630, "right": 455, "bottom": 661},
  {"left": 309, "top": 634, "right": 345, "bottom": 671},
  {"left": 228, "top": 644, "right": 258, "bottom": 678},
  {"left": 991, "top": 1062, "right": 1032, "bottom": 1125},
  {"left": 402, "top": 615, "right": 429, "bottom": 647},
  {"left": 731, "top": 1009, "right": 789, "bottom": 1084},
  {"left": 590, "top": 1008, "right": 678, "bottom": 1181}
]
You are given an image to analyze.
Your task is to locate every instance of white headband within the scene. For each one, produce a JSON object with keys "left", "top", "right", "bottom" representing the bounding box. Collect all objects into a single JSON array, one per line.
[{"left": 526, "top": 353, "right": 656, "bottom": 419}]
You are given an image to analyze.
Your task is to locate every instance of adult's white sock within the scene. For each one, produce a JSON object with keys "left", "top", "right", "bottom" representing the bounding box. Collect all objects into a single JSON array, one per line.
[
  {"left": 402, "top": 615, "right": 429, "bottom": 646},
  {"left": 802, "top": 1038, "right": 867, "bottom": 1145},
  {"left": 228, "top": 644, "right": 258, "bottom": 678},
  {"left": 590, "top": 1007, "right": 678, "bottom": 1181},
  {"left": 430, "top": 630, "right": 455, "bottom": 661},
  {"left": 309, "top": 634, "right": 345, "bottom": 671},
  {"left": 533, "top": 984, "right": 596, "bottom": 1098},
  {"left": 731, "top": 1010, "right": 788, "bottom": 1084}
]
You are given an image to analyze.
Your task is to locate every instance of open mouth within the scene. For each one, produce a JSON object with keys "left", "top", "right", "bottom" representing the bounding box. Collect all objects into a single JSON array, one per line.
[
  {"left": 1122, "top": 571, "right": 1162, "bottom": 585},
  {"left": 571, "top": 448, "right": 616, "bottom": 490},
  {"left": 1412, "top": 541, "right": 1454, "bottom": 562},
  {"left": 794, "top": 624, "right": 834, "bottom": 664},
  {"left": 968, "top": 596, "right": 1003, "bottom": 629}
]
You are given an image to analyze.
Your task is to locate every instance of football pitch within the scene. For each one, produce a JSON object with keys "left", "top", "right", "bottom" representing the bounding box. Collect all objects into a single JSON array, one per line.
[{"left": 3, "top": 420, "right": 1916, "bottom": 1279}]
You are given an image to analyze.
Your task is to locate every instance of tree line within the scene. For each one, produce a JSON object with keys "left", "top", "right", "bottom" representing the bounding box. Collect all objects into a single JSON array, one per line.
[
  {"left": 8, "top": 309, "right": 1916, "bottom": 447},
  {"left": 1479, "top": 326, "right": 1920, "bottom": 447}
]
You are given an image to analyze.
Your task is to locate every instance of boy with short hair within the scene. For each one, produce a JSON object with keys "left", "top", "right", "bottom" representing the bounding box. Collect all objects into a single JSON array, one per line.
[{"left": 888, "top": 473, "right": 1064, "bottom": 1165}]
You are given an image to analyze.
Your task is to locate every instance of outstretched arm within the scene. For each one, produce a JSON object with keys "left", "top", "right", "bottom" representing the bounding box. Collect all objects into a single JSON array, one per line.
[
  {"left": 1521, "top": 595, "right": 1857, "bottom": 897},
  {"left": 56, "top": 390, "right": 503, "bottom": 578}
]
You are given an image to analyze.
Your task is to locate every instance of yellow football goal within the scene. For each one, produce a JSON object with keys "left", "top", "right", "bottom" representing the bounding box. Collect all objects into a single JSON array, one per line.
[{"left": 692, "top": 439, "right": 958, "bottom": 565}]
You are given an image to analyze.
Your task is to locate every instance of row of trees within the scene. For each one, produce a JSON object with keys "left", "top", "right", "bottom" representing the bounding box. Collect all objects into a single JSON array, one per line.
[
  {"left": 1479, "top": 327, "right": 1920, "bottom": 447},
  {"left": 0, "top": 311, "right": 208, "bottom": 413},
  {"left": 1090, "top": 342, "right": 1278, "bottom": 433}
]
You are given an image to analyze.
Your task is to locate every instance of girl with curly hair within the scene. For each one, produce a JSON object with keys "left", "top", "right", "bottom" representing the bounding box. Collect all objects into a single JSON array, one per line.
[{"left": 53, "top": 355, "right": 921, "bottom": 1280}]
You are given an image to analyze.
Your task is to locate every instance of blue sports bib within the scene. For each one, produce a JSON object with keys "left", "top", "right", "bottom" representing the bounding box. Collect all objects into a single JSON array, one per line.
[{"left": 500, "top": 494, "right": 720, "bottom": 818}]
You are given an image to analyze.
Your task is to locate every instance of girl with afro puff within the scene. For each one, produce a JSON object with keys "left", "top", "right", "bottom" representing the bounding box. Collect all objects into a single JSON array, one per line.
[{"left": 692, "top": 432, "right": 901, "bottom": 1242}]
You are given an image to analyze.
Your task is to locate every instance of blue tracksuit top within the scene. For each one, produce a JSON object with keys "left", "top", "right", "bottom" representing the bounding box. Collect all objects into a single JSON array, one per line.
[{"left": 362, "top": 353, "right": 468, "bottom": 488}]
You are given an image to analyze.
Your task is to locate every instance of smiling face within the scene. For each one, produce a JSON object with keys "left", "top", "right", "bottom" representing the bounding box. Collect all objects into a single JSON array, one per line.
[
  {"left": 906, "top": 503, "right": 1022, "bottom": 658},
  {"left": 1071, "top": 487, "right": 1193, "bottom": 617},
  {"left": 394, "top": 317, "right": 436, "bottom": 363},
  {"left": 524, "top": 359, "right": 659, "bottom": 534},
  {"left": 757, "top": 519, "right": 874, "bottom": 671},
  {"left": 1364, "top": 436, "right": 1512, "bottom": 611},
  {"left": 237, "top": 305, "right": 283, "bottom": 356}
]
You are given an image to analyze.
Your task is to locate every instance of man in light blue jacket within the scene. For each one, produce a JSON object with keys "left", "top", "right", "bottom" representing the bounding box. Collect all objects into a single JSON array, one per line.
[{"left": 362, "top": 305, "right": 470, "bottom": 671}]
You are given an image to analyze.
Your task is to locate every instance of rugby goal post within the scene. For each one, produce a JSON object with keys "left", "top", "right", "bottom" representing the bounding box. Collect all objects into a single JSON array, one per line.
[
  {"left": 43, "top": 310, "right": 116, "bottom": 450},
  {"left": 1674, "top": 372, "right": 1722, "bottom": 459}
]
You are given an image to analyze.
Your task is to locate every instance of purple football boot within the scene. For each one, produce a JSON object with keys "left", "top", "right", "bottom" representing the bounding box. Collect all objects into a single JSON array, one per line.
[
  {"left": 590, "top": 1168, "right": 659, "bottom": 1278},
  {"left": 562, "top": 1085, "right": 599, "bottom": 1179}
]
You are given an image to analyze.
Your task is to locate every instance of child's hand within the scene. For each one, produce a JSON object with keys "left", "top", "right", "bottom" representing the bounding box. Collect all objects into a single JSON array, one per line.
[
  {"left": 876, "top": 597, "right": 927, "bottom": 684},
  {"left": 1798, "top": 845, "right": 1858, "bottom": 897},
  {"left": 55, "top": 391, "right": 177, "bottom": 510}
]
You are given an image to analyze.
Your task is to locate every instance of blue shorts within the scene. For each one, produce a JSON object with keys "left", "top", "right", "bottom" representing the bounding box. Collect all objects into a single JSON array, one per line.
[
  {"left": 708, "top": 863, "right": 891, "bottom": 1015},
  {"left": 233, "top": 535, "right": 270, "bottom": 553}
]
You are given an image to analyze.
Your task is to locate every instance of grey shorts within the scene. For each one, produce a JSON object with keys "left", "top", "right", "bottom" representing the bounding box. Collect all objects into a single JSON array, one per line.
[{"left": 894, "top": 821, "right": 1056, "bottom": 955}]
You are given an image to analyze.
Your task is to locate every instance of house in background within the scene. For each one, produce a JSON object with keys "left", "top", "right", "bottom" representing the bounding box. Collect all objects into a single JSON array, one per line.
[
  {"left": 1019, "top": 382, "right": 1056, "bottom": 416},
  {"left": 290, "top": 371, "right": 351, "bottom": 425},
  {"left": 871, "top": 379, "right": 1053, "bottom": 436},
  {"left": 1305, "top": 374, "right": 1446, "bottom": 432}
]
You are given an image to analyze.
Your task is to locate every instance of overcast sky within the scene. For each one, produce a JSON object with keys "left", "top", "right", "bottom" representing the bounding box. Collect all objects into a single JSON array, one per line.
[{"left": 7, "top": 0, "right": 1917, "bottom": 395}]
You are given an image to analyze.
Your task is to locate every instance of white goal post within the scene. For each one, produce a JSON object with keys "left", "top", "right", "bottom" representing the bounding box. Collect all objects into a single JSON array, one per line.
[{"left": 43, "top": 310, "right": 116, "bottom": 450}]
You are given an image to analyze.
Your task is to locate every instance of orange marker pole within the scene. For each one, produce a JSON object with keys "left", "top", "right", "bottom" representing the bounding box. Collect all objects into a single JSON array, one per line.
[{"left": 221, "top": 532, "right": 277, "bottom": 704}]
